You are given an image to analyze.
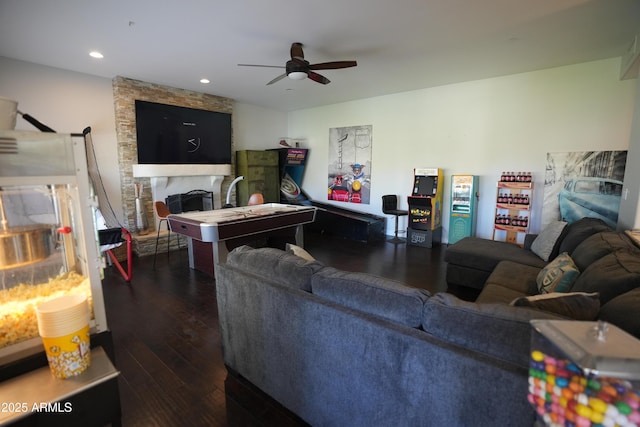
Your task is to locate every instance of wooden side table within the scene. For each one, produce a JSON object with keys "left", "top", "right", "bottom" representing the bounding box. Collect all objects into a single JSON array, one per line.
[{"left": 624, "top": 229, "right": 640, "bottom": 248}]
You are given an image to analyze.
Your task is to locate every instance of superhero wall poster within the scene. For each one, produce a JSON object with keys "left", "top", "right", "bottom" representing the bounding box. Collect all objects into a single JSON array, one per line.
[{"left": 328, "top": 125, "right": 372, "bottom": 204}]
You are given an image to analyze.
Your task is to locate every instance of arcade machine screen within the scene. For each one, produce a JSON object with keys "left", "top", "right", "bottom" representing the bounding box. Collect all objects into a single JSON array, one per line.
[{"left": 413, "top": 175, "right": 438, "bottom": 197}]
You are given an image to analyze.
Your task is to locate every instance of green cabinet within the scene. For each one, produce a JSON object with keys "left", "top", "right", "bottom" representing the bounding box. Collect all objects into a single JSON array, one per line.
[{"left": 236, "top": 150, "right": 280, "bottom": 206}]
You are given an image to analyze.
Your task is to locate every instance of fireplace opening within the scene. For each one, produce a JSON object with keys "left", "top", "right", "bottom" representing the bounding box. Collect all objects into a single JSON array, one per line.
[{"left": 166, "top": 190, "right": 214, "bottom": 213}]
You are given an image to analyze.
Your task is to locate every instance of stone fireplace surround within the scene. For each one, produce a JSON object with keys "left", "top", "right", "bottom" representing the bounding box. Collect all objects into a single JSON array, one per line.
[{"left": 113, "top": 76, "right": 235, "bottom": 238}]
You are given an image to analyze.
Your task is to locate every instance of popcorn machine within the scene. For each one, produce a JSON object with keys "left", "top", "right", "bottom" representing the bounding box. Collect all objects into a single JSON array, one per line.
[{"left": 0, "top": 130, "right": 111, "bottom": 371}]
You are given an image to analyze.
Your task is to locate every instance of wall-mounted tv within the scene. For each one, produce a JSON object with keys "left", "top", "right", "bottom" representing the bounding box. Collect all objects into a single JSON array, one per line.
[{"left": 135, "top": 100, "right": 231, "bottom": 165}]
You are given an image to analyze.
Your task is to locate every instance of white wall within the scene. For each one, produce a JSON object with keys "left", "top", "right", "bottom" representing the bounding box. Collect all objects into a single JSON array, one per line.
[
  {"left": 618, "top": 77, "right": 640, "bottom": 230},
  {"left": 0, "top": 57, "right": 288, "bottom": 223},
  {"left": 2, "top": 56, "right": 636, "bottom": 241},
  {"left": 233, "top": 102, "right": 288, "bottom": 151},
  {"left": 1, "top": 57, "right": 122, "bottom": 221},
  {"left": 286, "top": 58, "right": 637, "bottom": 240}
]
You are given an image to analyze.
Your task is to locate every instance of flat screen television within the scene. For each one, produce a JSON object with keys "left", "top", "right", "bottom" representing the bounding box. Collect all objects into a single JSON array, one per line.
[{"left": 135, "top": 100, "right": 232, "bottom": 164}]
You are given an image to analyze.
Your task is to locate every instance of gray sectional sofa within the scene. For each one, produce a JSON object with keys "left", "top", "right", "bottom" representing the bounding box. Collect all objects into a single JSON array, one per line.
[
  {"left": 445, "top": 217, "right": 640, "bottom": 338},
  {"left": 216, "top": 246, "right": 573, "bottom": 426},
  {"left": 215, "top": 217, "right": 640, "bottom": 425}
]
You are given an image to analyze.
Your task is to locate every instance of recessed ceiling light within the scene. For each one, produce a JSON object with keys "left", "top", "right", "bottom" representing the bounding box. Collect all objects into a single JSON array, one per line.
[
  {"left": 200, "top": 78, "right": 210, "bottom": 84},
  {"left": 89, "top": 51, "right": 104, "bottom": 59}
]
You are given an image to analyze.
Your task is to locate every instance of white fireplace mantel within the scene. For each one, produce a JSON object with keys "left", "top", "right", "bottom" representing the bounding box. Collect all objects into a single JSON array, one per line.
[
  {"left": 132, "top": 164, "right": 232, "bottom": 229},
  {"left": 132, "top": 164, "right": 232, "bottom": 178}
]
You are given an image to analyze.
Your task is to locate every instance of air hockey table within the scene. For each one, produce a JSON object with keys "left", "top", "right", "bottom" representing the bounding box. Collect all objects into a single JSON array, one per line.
[{"left": 167, "top": 203, "right": 317, "bottom": 277}]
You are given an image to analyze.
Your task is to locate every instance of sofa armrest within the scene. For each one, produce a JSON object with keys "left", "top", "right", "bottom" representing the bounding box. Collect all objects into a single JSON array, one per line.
[{"left": 524, "top": 234, "right": 538, "bottom": 250}]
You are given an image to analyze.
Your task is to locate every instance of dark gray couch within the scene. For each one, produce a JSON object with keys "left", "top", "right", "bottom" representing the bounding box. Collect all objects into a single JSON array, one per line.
[
  {"left": 445, "top": 218, "right": 612, "bottom": 290},
  {"left": 445, "top": 218, "right": 640, "bottom": 338},
  {"left": 215, "top": 245, "right": 571, "bottom": 426}
]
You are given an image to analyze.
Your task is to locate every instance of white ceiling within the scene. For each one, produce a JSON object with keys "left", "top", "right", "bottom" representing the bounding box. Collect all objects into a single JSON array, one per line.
[{"left": 1, "top": 0, "right": 639, "bottom": 112}]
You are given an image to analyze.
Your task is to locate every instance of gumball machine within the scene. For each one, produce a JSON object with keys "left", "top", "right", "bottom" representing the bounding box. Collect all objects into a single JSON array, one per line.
[{"left": 529, "top": 320, "right": 640, "bottom": 426}]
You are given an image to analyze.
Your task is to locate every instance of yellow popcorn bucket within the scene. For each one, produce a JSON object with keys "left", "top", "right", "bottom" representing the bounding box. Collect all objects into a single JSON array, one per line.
[{"left": 36, "top": 295, "right": 91, "bottom": 379}]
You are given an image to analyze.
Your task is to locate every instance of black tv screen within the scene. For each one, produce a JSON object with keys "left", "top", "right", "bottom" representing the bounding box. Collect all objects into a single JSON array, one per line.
[{"left": 135, "top": 100, "right": 232, "bottom": 164}]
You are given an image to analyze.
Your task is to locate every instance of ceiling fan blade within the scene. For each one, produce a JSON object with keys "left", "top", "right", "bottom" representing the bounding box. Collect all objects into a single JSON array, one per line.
[
  {"left": 290, "top": 43, "right": 305, "bottom": 61},
  {"left": 307, "top": 71, "right": 330, "bottom": 85},
  {"left": 238, "top": 64, "right": 285, "bottom": 69},
  {"left": 266, "top": 73, "right": 287, "bottom": 85},
  {"left": 309, "top": 60, "right": 357, "bottom": 70}
]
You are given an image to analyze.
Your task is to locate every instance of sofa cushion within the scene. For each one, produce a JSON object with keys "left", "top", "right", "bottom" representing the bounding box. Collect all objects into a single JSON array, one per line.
[
  {"left": 422, "top": 293, "right": 564, "bottom": 368},
  {"left": 571, "top": 231, "right": 637, "bottom": 271},
  {"left": 484, "top": 260, "right": 539, "bottom": 295},
  {"left": 571, "top": 249, "right": 640, "bottom": 304},
  {"left": 531, "top": 221, "right": 567, "bottom": 261},
  {"left": 311, "top": 267, "right": 430, "bottom": 328},
  {"left": 475, "top": 283, "right": 529, "bottom": 305},
  {"left": 510, "top": 292, "right": 600, "bottom": 320},
  {"left": 445, "top": 237, "right": 547, "bottom": 273},
  {"left": 556, "top": 217, "right": 612, "bottom": 256},
  {"left": 536, "top": 252, "right": 580, "bottom": 294},
  {"left": 226, "top": 245, "right": 324, "bottom": 292},
  {"left": 598, "top": 288, "right": 640, "bottom": 338}
]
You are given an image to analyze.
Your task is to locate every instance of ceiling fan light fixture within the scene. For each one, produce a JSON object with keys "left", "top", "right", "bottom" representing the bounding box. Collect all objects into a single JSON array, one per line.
[{"left": 288, "top": 71, "right": 307, "bottom": 80}]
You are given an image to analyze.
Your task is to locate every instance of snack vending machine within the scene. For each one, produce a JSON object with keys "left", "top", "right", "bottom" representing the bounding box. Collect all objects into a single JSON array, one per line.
[
  {"left": 407, "top": 168, "right": 444, "bottom": 247},
  {"left": 448, "top": 175, "right": 479, "bottom": 244}
]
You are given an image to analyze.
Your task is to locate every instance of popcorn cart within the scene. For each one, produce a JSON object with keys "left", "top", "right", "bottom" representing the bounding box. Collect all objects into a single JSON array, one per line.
[{"left": 0, "top": 130, "right": 119, "bottom": 425}]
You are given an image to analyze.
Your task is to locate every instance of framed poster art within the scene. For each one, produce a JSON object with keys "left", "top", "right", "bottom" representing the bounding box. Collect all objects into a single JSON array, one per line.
[
  {"left": 542, "top": 150, "right": 627, "bottom": 230},
  {"left": 327, "top": 125, "right": 372, "bottom": 205}
]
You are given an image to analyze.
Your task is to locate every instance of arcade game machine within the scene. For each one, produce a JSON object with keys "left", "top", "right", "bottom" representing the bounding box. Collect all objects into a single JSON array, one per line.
[
  {"left": 275, "top": 147, "right": 310, "bottom": 204},
  {"left": 407, "top": 168, "right": 444, "bottom": 247},
  {"left": 448, "top": 175, "right": 479, "bottom": 244}
]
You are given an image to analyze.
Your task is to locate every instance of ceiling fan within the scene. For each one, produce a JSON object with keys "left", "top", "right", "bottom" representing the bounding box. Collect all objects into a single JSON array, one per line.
[{"left": 238, "top": 42, "right": 357, "bottom": 85}]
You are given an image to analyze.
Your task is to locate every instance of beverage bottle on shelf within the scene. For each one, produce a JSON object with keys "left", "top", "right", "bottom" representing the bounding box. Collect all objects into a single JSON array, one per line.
[
  {"left": 500, "top": 172, "right": 506, "bottom": 182},
  {"left": 507, "top": 194, "right": 512, "bottom": 204},
  {"left": 523, "top": 194, "right": 529, "bottom": 205}
]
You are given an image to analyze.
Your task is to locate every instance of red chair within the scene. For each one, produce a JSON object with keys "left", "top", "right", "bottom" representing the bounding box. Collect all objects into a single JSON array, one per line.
[
  {"left": 153, "top": 201, "right": 180, "bottom": 268},
  {"left": 248, "top": 193, "right": 265, "bottom": 205}
]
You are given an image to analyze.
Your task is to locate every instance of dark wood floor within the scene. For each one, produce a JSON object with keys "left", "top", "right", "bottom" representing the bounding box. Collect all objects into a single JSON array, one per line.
[{"left": 101, "top": 232, "right": 478, "bottom": 426}]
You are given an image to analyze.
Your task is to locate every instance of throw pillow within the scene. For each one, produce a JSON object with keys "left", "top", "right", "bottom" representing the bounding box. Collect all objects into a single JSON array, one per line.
[
  {"left": 510, "top": 292, "right": 600, "bottom": 320},
  {"left": 531, "top": 221, "right": 568, "bottom": 261},
  {"left": 536, "top": 252, "right": 580, "bottom": 294},
  {"left": 286, "top": 243, "right": 316, "bottom": 261}
]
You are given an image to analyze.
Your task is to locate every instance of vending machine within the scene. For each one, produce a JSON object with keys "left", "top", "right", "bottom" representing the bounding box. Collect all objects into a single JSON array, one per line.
[
  {"left": 448, "top": 175, "right": 479, "bottom": 244},
  {"left": 407, "top": 168, "right": 444, "bottom": 247}
]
